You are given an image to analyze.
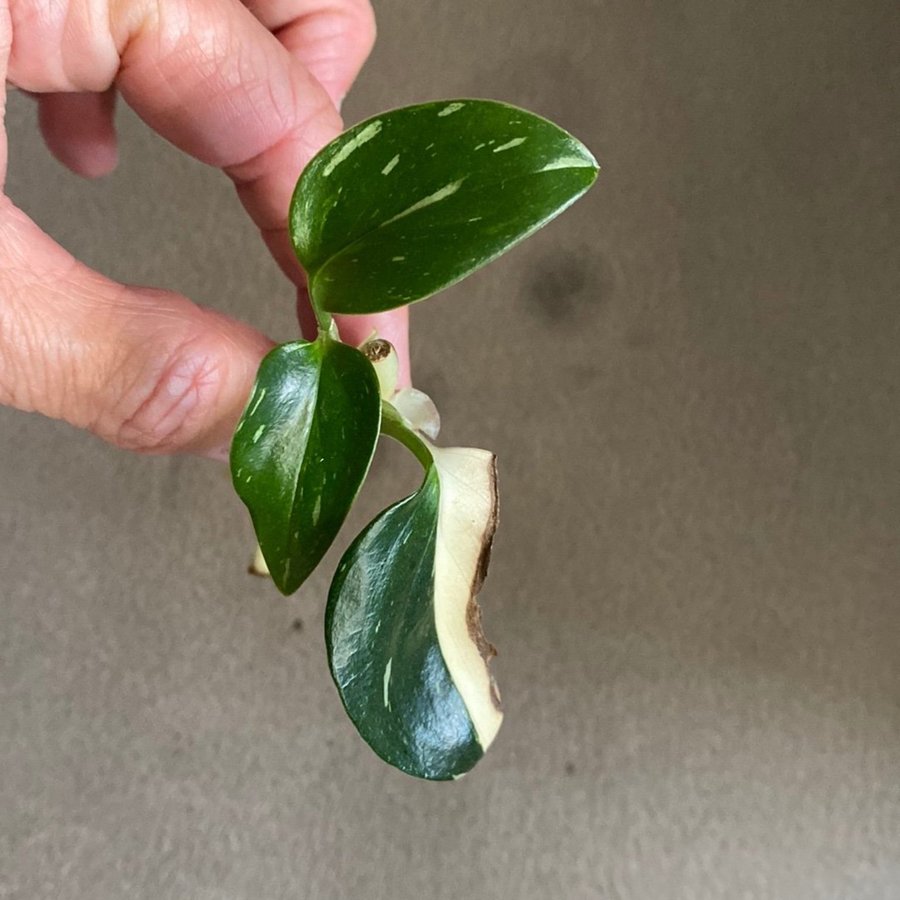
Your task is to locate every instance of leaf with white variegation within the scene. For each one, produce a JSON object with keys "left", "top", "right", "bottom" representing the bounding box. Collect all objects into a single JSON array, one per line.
[
  {"left": 290, "top": 99, "right": 598, "bottom": 314},
  {"left": 326, "top": 409, "right": 502, "bottom": 780},
  {"left": 230, "top": 337, "right": 381, "bottom": 595}
]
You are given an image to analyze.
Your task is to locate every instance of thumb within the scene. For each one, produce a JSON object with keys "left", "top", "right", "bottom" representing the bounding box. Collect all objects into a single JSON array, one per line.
[{"left": 0, "top": 201, "right": 271, "bottom": 458}]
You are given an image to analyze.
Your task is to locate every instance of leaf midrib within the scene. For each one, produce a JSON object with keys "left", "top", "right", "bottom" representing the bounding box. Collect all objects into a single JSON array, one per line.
[{"left": 283, "top": 338, "right": 326, "bottom": 586}]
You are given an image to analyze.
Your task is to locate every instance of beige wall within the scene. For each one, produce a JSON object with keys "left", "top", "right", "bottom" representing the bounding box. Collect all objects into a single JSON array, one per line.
[{"left": 2, "top": 0, "right": 899, "bottom": 897}]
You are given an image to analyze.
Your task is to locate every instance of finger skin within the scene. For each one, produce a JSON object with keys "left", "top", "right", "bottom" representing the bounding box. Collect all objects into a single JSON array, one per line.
[
  {"left": 0, "top": 0, "right": 409, "bottom": 453},
  {"left": 37, "top": 88, "right": 118, "bottom": 178},
  {"left": 111, "top": 0, "right": 407, "bottom": 375},
  {"left": 0, "top": 199, "right": 272, "bottom": 457},
  {"left": 243, "top": 0, "right": 377, "bottom": 105}
]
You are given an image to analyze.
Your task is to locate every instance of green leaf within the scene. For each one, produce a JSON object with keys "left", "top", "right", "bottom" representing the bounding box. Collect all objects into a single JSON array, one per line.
[
  {"left": 291, "top": 99, "right": 598, "bottom": 314},
  {"left": 326, "top": 425, "right": 502, "bottom": 780},
  {"left": 230, "top": 337, "right": 381, "bottom": 595}
]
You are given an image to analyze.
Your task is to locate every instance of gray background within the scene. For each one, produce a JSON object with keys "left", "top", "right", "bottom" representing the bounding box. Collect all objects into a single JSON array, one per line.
[{"left": 2, "top": 0, "right": 899, "bottom": 897}]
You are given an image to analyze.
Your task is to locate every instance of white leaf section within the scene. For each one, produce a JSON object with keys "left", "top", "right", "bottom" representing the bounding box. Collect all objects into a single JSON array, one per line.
[
  {"left": 392, "top": 388, "right": 441, "bottom": 440},
  {"left": 430, "top": 445, "right": 503, "bottom": 751},
  {"left": 249, "top": 543, "right": 271, "bottom": 577}
]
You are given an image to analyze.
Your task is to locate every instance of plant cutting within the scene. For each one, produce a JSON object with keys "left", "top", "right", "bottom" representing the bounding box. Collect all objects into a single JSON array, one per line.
[{"left": 230, "top": 99, "right": 597, "bottom": 780}]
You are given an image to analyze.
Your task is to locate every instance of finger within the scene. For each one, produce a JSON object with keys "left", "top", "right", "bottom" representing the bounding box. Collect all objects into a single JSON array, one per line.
[
  {"left": 243, "top": 0, "right": 376, "bottom": 105},
  {"left": 0, "top": 199, "right": 272, "bottom": 457},
  {"left": 37, "top": 89, "right": 118, "bottom": 178},
  {"left": 5, "top": 0, "right": 409, "bottom": 384},
  {"left": 7, "top": 0, "right": 340, "bottom": 237},
  {"left": 116, "top": 0, "right": 363, "bottom": 355},
  {"left": 117, "top": 0, "right": 342, "bottom": 239},
  {"left": 111, "top": 0, "right": 406, "bottom": 381}
]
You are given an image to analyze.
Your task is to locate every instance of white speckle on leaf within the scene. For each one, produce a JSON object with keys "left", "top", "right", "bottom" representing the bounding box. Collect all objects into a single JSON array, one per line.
[
  {"left": 311, "top": 494, "right": 322, "bottom": 526},
  {"left": 538, "top": 155, "right": 596, "bottom": 171},
  {"left": 248, "top": 388, "right": 266, "bottom": 417},
  {"left": 374, "top": 620, "right": 381, "bottom": 634},
  {"left": 251, "top": 425, "right": 265, "bottom": 443},
  {"left": 474, "top": 143, "right": 486, "bottom": 150},
  {"left": 392, "top": 255, "right": 406, "bottom": 261},
  {"left": 383, "top": 179, "right": 465, "bottom": 225},
  {"left": 383, "top": 657, "right": 393, "bottom": 709},
  {"left": 438, "top": 102, "right": 465, "bottom": 117},
  {"left": 323, "top": 120, "right": 382, "bottom": 176},
  {"left": 468, "top": 216, "right": 483, "bottom": 222},
  {"left": 493, "top": 137, "right": 527, "bottom": 153},
  {"left": 381, "top": 154, "right": 400, "bottom": 175}
]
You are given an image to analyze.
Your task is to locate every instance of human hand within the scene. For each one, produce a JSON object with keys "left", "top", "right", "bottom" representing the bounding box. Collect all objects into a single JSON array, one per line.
[{"left": 0, "top": 0, "right": 409, "bottom": 459}]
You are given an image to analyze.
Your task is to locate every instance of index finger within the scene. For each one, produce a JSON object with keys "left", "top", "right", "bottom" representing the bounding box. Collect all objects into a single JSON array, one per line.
[
  {"left": 116, "top": 0, "right": 405, "bottom": 372},
  {"left": 115, "top": 0, "right": 340, "bottom": 239}
]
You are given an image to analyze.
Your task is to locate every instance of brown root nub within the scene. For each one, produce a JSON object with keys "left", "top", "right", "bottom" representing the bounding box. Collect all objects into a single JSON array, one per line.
[{"left": 362, "top": 338, "right": 393, "bottom": 362}]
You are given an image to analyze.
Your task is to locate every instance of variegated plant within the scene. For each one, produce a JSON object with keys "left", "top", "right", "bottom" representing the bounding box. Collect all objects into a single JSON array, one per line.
[{"left": 231, "top": 100, "right": 597, "bottom": 780}]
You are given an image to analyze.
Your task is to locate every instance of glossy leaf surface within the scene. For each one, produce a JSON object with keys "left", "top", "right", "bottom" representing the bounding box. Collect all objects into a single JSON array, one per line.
[
  {"left": 231, "top": 338, "right": 380, "bottom": 595},
  {"left": 327, "top": 434, "right": 502, "bottom": 780},
  {"left": 291, "top": 99, "right": 598, "bottom": 314}
]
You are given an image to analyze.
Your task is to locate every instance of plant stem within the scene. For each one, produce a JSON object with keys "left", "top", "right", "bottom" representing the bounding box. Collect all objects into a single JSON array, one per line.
[
  {"left": 380, "top": 402, "right": 434, "bottom": 470},
  {"left": 308, "top": 279, "right": 334, "bottom": 334},
  {"left": 314, "top": 306, "right": 333, "bottom": 334}
]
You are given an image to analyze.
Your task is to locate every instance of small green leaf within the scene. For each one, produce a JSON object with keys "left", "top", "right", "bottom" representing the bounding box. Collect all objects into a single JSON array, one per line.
[
  {"left": 327, "top": 429, "right": 502, "bottom": 780},
  {"left": 291, "top": 99, "right": 598, "bottom": 314},
  {"left": 231, "top": 337, "right": 381, "bottom": 595}
]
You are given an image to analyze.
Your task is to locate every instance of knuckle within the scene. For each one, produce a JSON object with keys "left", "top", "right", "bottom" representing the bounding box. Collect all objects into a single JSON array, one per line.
[{"left": 106, "top": 329, "right": 228, "bottom": 454}]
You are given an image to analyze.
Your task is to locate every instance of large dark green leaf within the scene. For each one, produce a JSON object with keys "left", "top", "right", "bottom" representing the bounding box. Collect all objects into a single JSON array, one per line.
[
  {"left": 231, "top": 337, "right": 380, "bottom": 595},
  {"left": 327, "top": 430, "right": 502, "bottom": 780},
  {"left": 291, "top": 99, "right": 598, "bottom": 314}
]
